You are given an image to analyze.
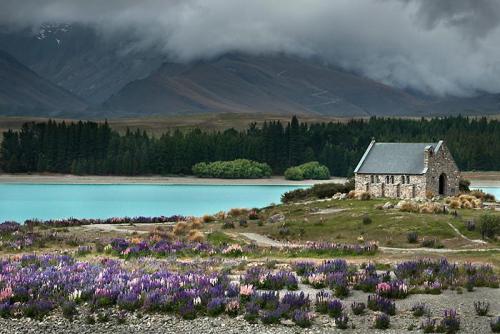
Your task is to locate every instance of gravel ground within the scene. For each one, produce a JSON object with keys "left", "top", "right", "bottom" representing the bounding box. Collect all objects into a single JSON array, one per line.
[{"left": 1, "top": 288, "right": 497, "bottom": 334}]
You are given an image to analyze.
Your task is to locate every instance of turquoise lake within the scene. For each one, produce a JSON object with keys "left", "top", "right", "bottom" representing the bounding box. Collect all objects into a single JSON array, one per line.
[{"left": 0, "top": 184, "right": 307, "bottom": 222}]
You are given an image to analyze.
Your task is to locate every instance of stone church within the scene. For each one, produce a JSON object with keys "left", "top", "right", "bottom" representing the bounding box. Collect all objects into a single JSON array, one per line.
[{"left": 354, "top": 140, "right": 460, "bottom": 199}]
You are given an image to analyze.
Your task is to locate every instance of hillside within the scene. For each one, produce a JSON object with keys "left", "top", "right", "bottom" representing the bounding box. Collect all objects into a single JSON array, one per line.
[
  {"left": 0, "top": 25, "right": 499, "bottom": 117},
  {"left": 0, "top": 50, "right": 87, "bottom": 115},
  {"left": 103, "top": 54, "right": 427, "bottom": 117}
]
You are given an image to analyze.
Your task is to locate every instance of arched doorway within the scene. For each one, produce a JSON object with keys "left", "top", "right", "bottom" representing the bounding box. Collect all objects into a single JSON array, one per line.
[{"left": 438, "top": 173, "right": 447, "bottom": 195}]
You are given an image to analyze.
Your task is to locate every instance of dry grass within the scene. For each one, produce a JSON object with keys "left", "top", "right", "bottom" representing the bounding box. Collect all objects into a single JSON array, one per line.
[
  {"left": 190, "top": 219, "right": 204, "bottom": 230},
  {"left": 173, "top": 221, "right": 189, "bottom": 235},
  {"left": 202, "top": 215, "right": 216, "bottom": 223},
  {"left": 187, "top": 230, "right": 205, "bottom": 243},
  {"left": 347, "top": 190, "right": 371, "bottom": 200},
  {"left": 400, "top": 201, "right": 420, "bottom": 213},
  {"left": 228, "top": 208, "right": 248, "bottom": 217}
]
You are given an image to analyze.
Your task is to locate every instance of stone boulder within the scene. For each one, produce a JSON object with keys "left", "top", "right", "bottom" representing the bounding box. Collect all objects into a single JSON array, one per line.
[
  {"left": 267, "top": 213, "right": 285, "bottom": 224},
  {"left": 382, "top": 202, "right": 394, "bottom": 210}
]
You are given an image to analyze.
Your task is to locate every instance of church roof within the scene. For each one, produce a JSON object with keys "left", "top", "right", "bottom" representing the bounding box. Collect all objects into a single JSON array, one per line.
[{"left": 354, "top": 141, "right": 442, "bottom": 174}]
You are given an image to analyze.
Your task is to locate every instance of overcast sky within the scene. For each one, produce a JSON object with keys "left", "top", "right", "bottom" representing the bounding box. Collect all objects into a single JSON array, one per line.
[{"left": 1, "top": 0, "right": 499, "bottom": 97}]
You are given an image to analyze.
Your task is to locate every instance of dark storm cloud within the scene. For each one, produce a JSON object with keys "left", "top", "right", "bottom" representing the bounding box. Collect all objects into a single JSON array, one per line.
[{"left": 1, "top": 0, "right": 499, "bottom": 97}]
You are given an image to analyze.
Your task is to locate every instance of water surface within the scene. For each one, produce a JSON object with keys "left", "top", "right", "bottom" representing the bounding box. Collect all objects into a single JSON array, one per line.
[{"left": 0, "top": 184, "right": 306, "bottom": 222}]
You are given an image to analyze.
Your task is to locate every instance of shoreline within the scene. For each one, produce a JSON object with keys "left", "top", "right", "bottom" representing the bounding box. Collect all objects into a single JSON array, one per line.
[
  {"left": 0, "top": 174, "right": 346, "bottom": 186},
  {"left": 0, "top": 172, "right": 498, "bottom": 187}
]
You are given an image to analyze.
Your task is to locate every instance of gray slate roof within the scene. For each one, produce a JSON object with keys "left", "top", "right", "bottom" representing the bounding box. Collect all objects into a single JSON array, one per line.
[{"left": 355, "top": 142, "right": 438, "bottom": 174}]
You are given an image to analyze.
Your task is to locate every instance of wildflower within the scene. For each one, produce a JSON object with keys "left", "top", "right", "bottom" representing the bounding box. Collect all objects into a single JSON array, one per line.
[
  {"left": 0, "top": 287, "right": 13, "bottom": 302},
  {"left": 239, "top": 284, "right": 254, "bottom": 296}
]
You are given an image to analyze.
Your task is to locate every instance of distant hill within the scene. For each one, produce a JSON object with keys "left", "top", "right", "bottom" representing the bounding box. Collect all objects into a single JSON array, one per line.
[
  {"left": 0, "top": 24, "right": 499, "bottom": 117},
  {"left": 0, "top": 50, "right": 87, "bottom": 116},
  {"left": 103, "top": 54, "right": 428, "bottom": 117}
]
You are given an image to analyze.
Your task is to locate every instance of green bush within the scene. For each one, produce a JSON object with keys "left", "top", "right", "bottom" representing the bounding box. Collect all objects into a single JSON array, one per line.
[
  {"left": 459, "top": 178, "right": 471, "bottom": 192},
  {"left": 284, "top": 161, "right": 330, "bottom": 180},
  {"left": 284, "top": 167, "right": 304, "bottom": 180},
  {"left": 479, "top": 214, "right": 500, "bottom": 240},
  {"left": 281, "top": 180, "right": 354, "bottom": 203},
  {"left": 192, "top": 159, "right": 272, "bottom": 179}
]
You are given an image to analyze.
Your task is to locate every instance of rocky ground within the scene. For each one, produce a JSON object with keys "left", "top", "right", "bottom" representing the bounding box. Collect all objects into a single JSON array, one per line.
[{"left": 1, "top": 288, "right": 497, "bottom": 334}]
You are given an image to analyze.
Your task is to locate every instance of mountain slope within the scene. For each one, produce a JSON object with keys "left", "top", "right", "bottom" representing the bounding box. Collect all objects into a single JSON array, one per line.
[
  {"left": 0, "top": 25, "right": 166, "bottom": 104},
  {"left": 103, "top": 54, "right": 427, "bottom": 117},
  {"left": 0, "top": 50, "right": 87, "bottom": 115}
]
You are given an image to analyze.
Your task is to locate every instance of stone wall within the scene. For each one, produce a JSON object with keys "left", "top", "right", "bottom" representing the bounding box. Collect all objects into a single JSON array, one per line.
[
  {"left": 355, "top": 173, "right": 426, "bottom": 199},
  {"left": 424, "top": 142, "right": 460, "bottom": 197}
]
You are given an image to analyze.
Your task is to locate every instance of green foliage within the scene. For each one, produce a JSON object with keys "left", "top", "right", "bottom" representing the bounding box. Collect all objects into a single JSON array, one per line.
[
  {"left": 2, "top": 116, "right": 500, "bottom": 176},
  {"left": 459, "top": 179, "right": 471, "bottom": 192},
  {"left": 284, "top": 161, "right": 330, "bottom": 180},
  {"left": 192, "top": 159, "right": 272, "bottom": 179},
  {"left": 281, "top": 181, "right": 354, "bottom": 203},
  {"left": 479, "top": 214, "right": 500, "bottom": 240},
  {"left": 284, "top": 166, "right": 304, "bottom": 180}
]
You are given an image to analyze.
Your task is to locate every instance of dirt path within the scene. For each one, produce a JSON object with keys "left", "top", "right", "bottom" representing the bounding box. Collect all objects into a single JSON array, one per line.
[
  {"left": 239, "top": 232, "right": 290, "bottom": 247},
  {"left": 238, "top": 232, "right": 499, "bottom": 253},
  {"left": 83, "top": 223, "right": 175, "bottom": 234},
  {"left": 447, "top": 222, "right": 487, "bottom": 244}
]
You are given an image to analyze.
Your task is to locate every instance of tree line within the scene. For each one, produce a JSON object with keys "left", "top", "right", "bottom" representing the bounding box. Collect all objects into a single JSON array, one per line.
[{"left": 1, "top": 116, "right": 499, "bottom": 176}]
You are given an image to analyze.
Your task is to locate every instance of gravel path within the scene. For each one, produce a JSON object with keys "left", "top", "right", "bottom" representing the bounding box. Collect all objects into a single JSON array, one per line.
[
  {"left": 239, "top": 232, "right": 500, "bottom": 253},
  {"left": 0, "top": 288, "right": 497, "bottom": 334},
  {"left": 83, "top": 223, "right": 175, "bottom": 234},
  {"left": 240, "top": 232, "right": 288, "bottom": 247},
  {"left": 447, "top": 222, "right": 487, "bottom": 244}
]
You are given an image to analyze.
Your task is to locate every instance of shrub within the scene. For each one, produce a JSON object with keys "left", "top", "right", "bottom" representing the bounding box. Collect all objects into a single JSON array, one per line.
[
  {"left": 479, "top": 214, "right": 500, "bottom": 240},
  {"left": 436, "top": 309, "right": 460, "bottom": 334},
  {"left": 373, "top": 313, "right": 390, "bottom": 329},
  {"left": 367, "top": 295, "right": 396, "bottom": 315},
  {"left": 407, "top": 231, "right": 418, "bottom": 243},
  {"left": 335, "top": 313, "right": 349, "bottom": 329},
  {"left": 192, "top": 159, "right": 272, "bottom": 179},
  {"left": 222, "top": 221, "right": 235, "bottom": 229},
  {"left": 284, "top": 162, "right": 330, "bottom": 180},
  {"left": 284, "top": 167, "right": 304, "bottom": 180},
  {"left": 465, "top": 220, "right": 476, "bottom": 231},
  {"left": 248, "top": 210, "right": 259, "bottom": 220},
  {"left": 292, "top": 310, "right": 313, "bottom": 328},
  {"left": 421, "top": 317, "right": 436, "bottom": 333},
  {"left": 421, "top": 238, "right": 437, "bottom": 248},
  {"left": 359, "top": 192, "right": 371, "bottom": 200},
  {"left": 362, "top": 215, "right": 372, "bottom": 225},
  {"left": 187, "top": 230, "right": 205, "bottom": 243},
  {"left": 473, "top": 301, "right": 489, "bottom": 316},
  {"left": 202, "top": 215, "right": 215, "bottom": 223},
  {"left": 411, "top": 303, "right": 429, "bottom": 317},
  {"left": 61, "top": 301, "right": 77, "bottom": 320},
  {"left": 173, "top": 222, "right": 189, "bottom": 235},
  {"left": 244, "top": 302, "right": 260, "bottom": 323},
  {"left": 491, "top": 317, "right": 500, "bottom": 333},
  {"left": 281, "top": 181, "right": 354, "bottom": 203},
  {"left": 189, "top": 219, "right": 203, "bottom": 230},
  {"left": 327, "top": 299, "right": 344, "bottom": 318},
  {"left": 351, "top": 302, "right": 366, "bottom": 315},
  {"left": 459, "top": 178, "right": 470, "bottom": 192}
]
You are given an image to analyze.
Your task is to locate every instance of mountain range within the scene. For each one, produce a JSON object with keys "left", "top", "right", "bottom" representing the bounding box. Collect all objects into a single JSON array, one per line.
[{"left": 0, "top": 24, "right": 499, "bottom": 118}]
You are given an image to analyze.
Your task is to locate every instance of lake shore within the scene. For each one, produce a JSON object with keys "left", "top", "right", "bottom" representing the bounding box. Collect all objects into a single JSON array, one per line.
[
  {"left": 0, "top": 173, "right": 346, "bottom": 185},
  {"left": 1, "top": 172, "right": 499, "bottom": 187}
]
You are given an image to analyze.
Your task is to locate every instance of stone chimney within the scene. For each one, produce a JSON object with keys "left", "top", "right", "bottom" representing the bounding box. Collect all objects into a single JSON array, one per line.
[{"left": 424, "top": 145, "right": 433, "bottom": 168}]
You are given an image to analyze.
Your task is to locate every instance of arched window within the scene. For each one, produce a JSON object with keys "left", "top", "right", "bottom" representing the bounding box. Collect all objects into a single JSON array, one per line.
[
  {"left": 406, "top": 175, "right": 410, "bottom": 184},
  {"left": 401, "top": 175, "right": 405, "bottom": 184},
  {"left": 385, "top": 176, "right": 389, "bottom": 184},
  {"left": 376, "top": 175, "right": 380, "bottom": 183},
  {"left": 390, "top": 176, "right": 394, "bottom": 184},
  {"left": 371, "top": 175, "right": 375, "bottom": 183}
]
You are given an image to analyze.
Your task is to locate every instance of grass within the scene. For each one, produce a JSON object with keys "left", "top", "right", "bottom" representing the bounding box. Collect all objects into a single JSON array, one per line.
[{"left": 219, "top": 198, "right": 500, "bottom": 248}]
